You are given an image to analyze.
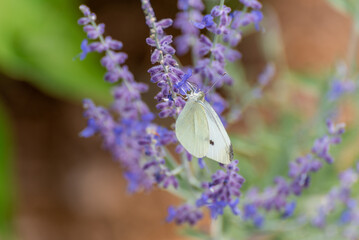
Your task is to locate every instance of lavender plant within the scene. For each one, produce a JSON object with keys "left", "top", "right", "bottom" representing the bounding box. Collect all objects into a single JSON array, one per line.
[{"left": 77, "top": 0, "right": 359, "bottom": 239}]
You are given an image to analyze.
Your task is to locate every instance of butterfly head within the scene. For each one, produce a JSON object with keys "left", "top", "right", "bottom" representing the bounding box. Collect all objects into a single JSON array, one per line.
[{"left": 189, "top": 91, "right": 205, "bottom": 102}]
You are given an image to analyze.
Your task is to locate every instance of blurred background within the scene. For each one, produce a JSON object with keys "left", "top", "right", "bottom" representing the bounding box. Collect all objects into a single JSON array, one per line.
[{"left": 0, "top": 0, "right": 358, "bottom": 239}]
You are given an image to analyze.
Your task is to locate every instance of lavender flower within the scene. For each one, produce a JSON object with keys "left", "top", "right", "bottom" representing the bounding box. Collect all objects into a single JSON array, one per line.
[
  {"left": 193, "top": 2, "right": 241, "bottom": 88},
  {"left": 327, "top": 62, "right": 356, "bottom": 101},
  {"left": 258, "top": 63, "right": 276, "bottom": 86},
  {"left": 282, "top": 201, "right": 296, "bottom": 218},
  {"left": 197, "top": 160, "right": 245, "bottom": 218},
  {"left": 174, "top": 0, "right": 265, "bottom": 126},
  {"left": 78, "top": 5, "right": 179, "bottom": 193},
  {"left": 252, "top": 63, "right": 276, "bottom": 98},
  {"left": 312, "top": 166, "right": 358, "bottom": 232},
  {"left": 176, "top": 0, "right": 264, "bottom": 118},
  {"left": 239, "top": 0, "right": 262, "bottom": 9},
  {"left": 243, "top": 118, "right": 345, "bottom": 226},
  {"left": 174, "top": 0, "right": 204, "bottom": 56},
  {"left": 327, "top": 79, "right": 356, "bottom": 101},
  {"left": 289, "top": 119, "right": 345, "bottom": 195},
  {"left": 166, "top": 204, "right": 203, "bottom": 225},
  {"left": 143, "top": 159, "right": 179, "bottom": 189},
  {"left": 76, "top": 1, "right": 359, "bottom": 238},
  {"left": 142, "top": 0, "right": 186, "bottom": 118},
  {"left": 311, "top": 119, "right": 345, "bottom": 164},
  {"left": 243, "top": 203, "right": 264, "bottom": 227},
  {"left": 244, "top": 177, "right": 290, "bottom": 218},
  {"left": 79, "top": 6, "right": 126, "bottom": 83}
]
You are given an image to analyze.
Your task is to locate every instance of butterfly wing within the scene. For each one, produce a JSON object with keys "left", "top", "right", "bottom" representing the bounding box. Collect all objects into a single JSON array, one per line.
[
  {"left": 175, "top": 99, "right": 209, "bottom": 158},
  {"left": 201, "top": 100, "right": 233, "bottom": 164}
]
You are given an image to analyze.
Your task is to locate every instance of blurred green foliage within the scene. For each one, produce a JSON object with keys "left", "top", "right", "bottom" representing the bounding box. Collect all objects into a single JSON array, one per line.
[
  {"left": 0, "top": 0, "right": 111, "bottom": 103},
  {"left": 327, "top": 0, "right": 359, "bottom": 25},
  {"left": 0, "top": 0, "right": 115, "bottom": 238}
]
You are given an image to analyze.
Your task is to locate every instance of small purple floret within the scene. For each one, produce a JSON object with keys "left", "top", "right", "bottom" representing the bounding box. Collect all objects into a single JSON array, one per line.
[
  {"left": 239, "top": 0, "right": 262, "bottom": 9},
  {"left": 197, "top": 160, "right": 245, "bottom": 218},
  {"left": 166, "top": 204, "right": 203, "bottom": 225}
]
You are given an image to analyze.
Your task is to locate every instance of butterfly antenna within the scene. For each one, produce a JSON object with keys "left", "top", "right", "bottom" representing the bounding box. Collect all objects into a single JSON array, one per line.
[{"left": 204, "top": 73, "right": 227, "bottom": 94}]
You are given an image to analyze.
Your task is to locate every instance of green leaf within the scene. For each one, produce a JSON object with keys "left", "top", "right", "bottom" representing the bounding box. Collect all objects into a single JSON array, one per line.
[
  {"left": 0, "top": 101, "right": 15, "bottom": 239},
  {"left": 0, "top": 0, "right": 111, "bottom": 103}
]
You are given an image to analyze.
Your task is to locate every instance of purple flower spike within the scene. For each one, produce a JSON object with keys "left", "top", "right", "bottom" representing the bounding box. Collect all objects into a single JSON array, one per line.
[
  {"left": 198, "top": 158, "right": 206, "bottom": 169},
  {"left": 339, "top": 169, "right": 358, "bottom": 187},
  {"left": 75, "top": 1, "right": 359, "bottom": 233},
  {"left": 198, "top": 34, "right": 213, "bottom": 56},
  {"left": 80, "top": 39, "right": 91, "bottom": 60},
  {"left": 258, "top": 63, "right": 275, "bottom": 86},
  {"left": 312, "top": 165, "right": 359, "bottom": 231},
  {"left": 327, "top": 79, "right": 356, "bottom": 101},
  {"left": 339, "top": 209, "right": 352, "bottom": 224},
  {"left": 79, "top": 118, "right": 98, "bottom": 137},
  {"left": 174, "top": 0, "right": 204, "bottom": 56},
  {"left": 251, "top": 10, "right": 263, "bottom": 30},
  {"left": 231, "top": 9, "right": 263, "bottom": 31},
  {"left": 282, "top": 201, "right": 296, "bottom": 218},
  {"left": 78, "top": 17, "right": 91, "bottom": 25},
  {"left": 89, "top": 36, "right": 123, "bottom": 53},
  {"left": 194, "top": 14, "right": 214, "bottom": 29},
  {"left": 253, "top": 215, "right": 264, "bottom": 228},
  {"left": 78, "top": 5, "right": 132, "bottom": 85},
  {"left": 78, "top": 4, "right": 181, "bottom": 195},
  {"left": 243, "top": 203, "right": 264, "bottom": 227},
  {"left": 176, "top": 68, "right": 193, "bottom": 95},
  {"left": 311, "top": 120, "right": 345, "bottom": 164},
  {"left": 166, "top": 204, "right": 203, "bottom": 225},
  {"left": 243, "top": 114, "right": 348, "bottom": 227},
  {"left": 178, "top": 0, "right": 204, "bottom": 11},
  {"left": 83, "top": 23, "right": 105, "bottom": 39},
  {"left": 156, "top": 18, "right": 173, "bottom": 29},
  {"left": 142, "top": 0, "right": 186, "bottom": 118},
  {"left": 229, "top": 198, "right": 241, "bottom": 215},
  {"left": 243, "top": 203, "right": 257, "bottom": 219},
  {"left": 79, "top": 5, "right": 91, "bottom": 17},
  {"left": 142, "top": 158, "right": 179, "bottom": 189},
  {"left": 239, "top": 0, "right": 262, "bottom": 10},
  {"left": 197, "top": 160, "right": 245, "bottom": 218},
  {"left": 125, "top": 170, "right": 153, "bottom": 193}
]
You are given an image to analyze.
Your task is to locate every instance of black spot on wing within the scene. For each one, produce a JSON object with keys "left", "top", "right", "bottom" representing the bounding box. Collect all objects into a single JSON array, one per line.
[
  {"left": 229, "top": 144, "right": 233, "bottom": 161},
  {"left": 209, "top": 140, "right": 214, "bottom": 145}
]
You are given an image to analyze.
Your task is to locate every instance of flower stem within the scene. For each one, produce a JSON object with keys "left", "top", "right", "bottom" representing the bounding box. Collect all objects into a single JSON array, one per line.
[
  {"left": 346, "top": 19, "right": 359, "bottom": 77},
  {"left": 141, "top": 0, "right": 177, "bottom": 99},
  {"left": 203, "top": 0, "right": 226, "bottom": 87},
  {"left": 181, "top": 155, "right": 200, "bottom": 187},
  {"left": 164, "top": 147, "right": 180, "bottom": 168},
  {"left": 210, "top": 217, "right": 222, "bottom": 239},
  {"left": 209, "top": 0, "right": 225, "bottom": 65}
]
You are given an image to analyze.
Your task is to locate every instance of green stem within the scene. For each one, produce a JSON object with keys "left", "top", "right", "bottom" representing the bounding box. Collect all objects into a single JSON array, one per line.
[
  {"left": 204, "top": 0, "right": 225, "bottom": 86},
  {"left": 142, "top": 4, "right": 177, "bottom": 100},
  {"left": 209, "top": 0, "right": 225, "bottom": 64},
  {"left": 346, "top": 19, "right": 359, "bottom": 77},
  {"left": 181, "top": 155, "right": 200, "bottom": 187},
  {"left": 210, "top": 217, "right": 222, "bottom": 239},
  {"left": 164, "top": 147, "right": 180, "bottom": 168}
]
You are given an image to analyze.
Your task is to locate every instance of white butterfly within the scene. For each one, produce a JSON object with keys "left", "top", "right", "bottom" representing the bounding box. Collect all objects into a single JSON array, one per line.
[{"left": 175, "top": 91, "right": 233, "bottom": 164}]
